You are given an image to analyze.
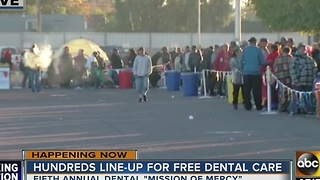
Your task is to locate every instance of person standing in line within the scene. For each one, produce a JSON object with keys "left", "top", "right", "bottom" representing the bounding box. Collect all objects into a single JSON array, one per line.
[
  {"left": 241, "top": 37, "right": 266, "bottom": 111},
  {"left": 265, "top": 44, "right": 280, "bottom": 109},
  {"left": 287, "top": 38, "right": 297, "bottom": 54},
  {"left": 59, "top": 46, "right": 73, "bottom": 88},
  {"left": 110, "top": 48, "right": 124, "bottom": 69},
  {"left": 180, "top": 46, "right": 191, "bottom": 72},
  {"left": 259, "top": 38, "right": 270, "bottom": 105},
  {"left": 85, "top": 51, "right": 98, "bottom": 87},
  {"left": 230, "top": 46, "right": 244, "bottom": 110},
  {"left": 73, "top": 49, "right": 86, "bottom": 89},
  {"left": 189, "top": 45, "right": 202, "bottom": 72},
  {"left": 170, "top": 47, "right": 178, "bottom": 69},
  {"left": 133, "top": 47, "right": 152, "bottom": 102},
  {"left": 213, "top": 43, "right": 232, "bottom": 97},
  {"left": 127, "top": 48, "right": 137, "bottom": 68},
  {"left": 160, "top": 47, "right": 172, "bottom": 70},
  {"left": 289, "top": 44, "right": 317, "bottom": 115},
  {"left": 273, "top": 46, "right": 293, "bottom": 112},
  {"left": 174, "top": 47, "right": 183, "bottom": 71}
]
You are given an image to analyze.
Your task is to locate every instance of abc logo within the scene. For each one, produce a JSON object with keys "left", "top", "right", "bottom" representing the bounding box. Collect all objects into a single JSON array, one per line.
[{"left": 297, "top": 153, "right": 319, "bottom": 175}]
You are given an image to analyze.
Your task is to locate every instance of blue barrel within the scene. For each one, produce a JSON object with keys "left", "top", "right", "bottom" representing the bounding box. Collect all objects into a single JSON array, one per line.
[
  {"left": 165, "top": 70, "right": 181, "bottom": 91},
  {"left": 181, "top": 73, "right": 199, "bottom": 96}
]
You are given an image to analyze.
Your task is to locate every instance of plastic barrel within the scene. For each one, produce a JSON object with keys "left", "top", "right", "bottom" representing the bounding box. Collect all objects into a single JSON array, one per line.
[
  {"left": 165, "top": 70, "right": 181, "bottom": 91},
  {"left": 181, "top": 72, "right": 198, "bottom": 96},
  {"left": 118, "top": 69, "right": 133, "bottom": 89}
]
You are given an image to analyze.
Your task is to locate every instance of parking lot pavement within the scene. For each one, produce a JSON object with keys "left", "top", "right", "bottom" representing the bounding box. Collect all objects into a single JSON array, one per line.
[{"left": 0, "top": 88, "right": 319, "bottom": 159}]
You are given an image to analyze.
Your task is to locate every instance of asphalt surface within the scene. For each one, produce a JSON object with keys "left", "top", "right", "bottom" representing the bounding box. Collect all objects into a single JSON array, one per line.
[{"left": 0, "top": 87, "right": 319, "bottom": 160}]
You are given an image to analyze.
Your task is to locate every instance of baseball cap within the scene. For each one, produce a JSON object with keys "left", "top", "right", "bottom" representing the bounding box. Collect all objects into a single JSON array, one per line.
[
  {"left": 138, "top": 47, "right": 145, "bottom": 51},
  {"left": 248, "top": 37, "right": 257, "bottom": 42},
  {"left": 260, "top": 38, "right": 268, "bottom": 43}
]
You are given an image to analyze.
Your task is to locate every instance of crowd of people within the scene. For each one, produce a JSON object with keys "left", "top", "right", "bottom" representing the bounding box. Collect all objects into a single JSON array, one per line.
[
  {"left": 147, "top": 37, "right": 319, "bottom": 115},
  {"left": 12, "top": 37, "right": 320, "bottom": 114},
  {"left": 19, "top": 46, "right": 126, "bottom": 90}
]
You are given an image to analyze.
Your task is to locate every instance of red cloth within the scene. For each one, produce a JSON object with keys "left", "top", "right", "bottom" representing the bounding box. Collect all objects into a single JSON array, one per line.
[
  {"left": 3, "top": 50, "right": 11, "bottom": 60},
  {"left": 266, "top": 51, "right": 280, "bottom": 72},
  {"left": 261, "top": 51, "right": 280, "bottom": 104},
  {"left": 212, "top": 50, "right": 231, "bottom": 71},
  {"left": 261, "top": 51, "right": 279, "bottom": 73}
]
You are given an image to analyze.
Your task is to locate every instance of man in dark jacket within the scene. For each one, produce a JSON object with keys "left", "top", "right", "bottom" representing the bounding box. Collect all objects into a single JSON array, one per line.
[
  {"left": 201, "top": 46, "right": 215, "bottom": 95},
  {"left": 160, "top": 47, "right": 172, "bottom": 70},
  {"left": 170, "top": 47, "right": 178, "bottom": 68},
  {"left": 110, "top": 48, "right": 124, "bottom": 69},
  {"left": 287, "top": 38, "right": 297, "bottom": 55},
  {"left": 241, "top": 37, "right": 266, "bottom": 111},
  {"left": 149, "top": 51, "right": 162, "bottom": 87},
  {"left": 189, "top": 46, "right": 202, "bottom": 72},
  {"left": 73, "top": 49, "right": 86, "bottom": 88}
]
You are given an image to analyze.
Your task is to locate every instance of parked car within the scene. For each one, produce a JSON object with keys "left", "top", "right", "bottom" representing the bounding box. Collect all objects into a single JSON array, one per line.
[{"left": 100, "top": 45, "right": 128, "bottom": 59}]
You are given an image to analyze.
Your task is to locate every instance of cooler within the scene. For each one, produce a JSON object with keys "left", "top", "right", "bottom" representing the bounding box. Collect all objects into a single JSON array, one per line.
[
  {"left": 118, "top": 69, "right": 133, "bottom": 89},
  {"left": 181, "top": 72, "right": 198, "bottom": 96},
  {"left": 165, "top": 70, "right": 181, "bottom": 91},
  {"left": 0, "top": 63, "right": 10, "bottom": 89}
]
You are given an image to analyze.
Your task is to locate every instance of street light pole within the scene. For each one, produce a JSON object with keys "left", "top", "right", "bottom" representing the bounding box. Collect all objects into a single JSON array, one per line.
[
  {"left": 36, "top": 0, "right": 41, "bottom": 32},
  {"left": 235, "top": 0, "right": 241, "bottom": 43},
  {"left": 197, "top": 0, "right": 201, "bottom": 46}
]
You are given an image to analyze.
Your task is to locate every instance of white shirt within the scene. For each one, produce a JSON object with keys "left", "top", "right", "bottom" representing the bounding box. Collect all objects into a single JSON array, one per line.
[
  {"left": 85, "top": 55, "right": 95, "bottom": 69},
  {"left": 184, "top": 52, "right": 190, "bottom": 70},
  {"left": 174, "top": 56, "right": 181, "bottom": 70},
  {"left": 133, "top": 55, "right": 152, "bottom": 76}
]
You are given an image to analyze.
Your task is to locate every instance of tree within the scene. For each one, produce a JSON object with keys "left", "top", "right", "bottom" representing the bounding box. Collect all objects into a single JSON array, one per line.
[
  {"left": 113, "top": 0, "right": 133, "bottom": 32},
  {"left": 161, "top": 0, "right": 233, "bottom": 32},
  {"left": 26, "top": 0, "right": 86, "bottom": 14},
  {"left": 111, "top": 0, "right": 233, "bottom": 32},
  {"left": 249, "top": 0, "right": 320, "bottom": 34},
  {"left": 26, "top": 5, "right": 37, "bottom": 14},
  {"left": 111, "top": 0, "right": 167, "bottom": 32},
  {"left": 201, "top": 0, "right": 233, "bottom": 32},
  {"left": 241, "top": 2, "right": 259, "bottom": 21}
]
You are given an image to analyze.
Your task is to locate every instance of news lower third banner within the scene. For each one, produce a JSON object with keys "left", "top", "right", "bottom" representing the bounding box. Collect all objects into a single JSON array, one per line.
[
  {"left": 23, "top": 150, "right": 138, "bottom": 160},
  {"left": 0, "top": 160, "right": 22, "bottom": 180},
  {"left": 25, "top": 160, "right": 292, "bottom": 180}
]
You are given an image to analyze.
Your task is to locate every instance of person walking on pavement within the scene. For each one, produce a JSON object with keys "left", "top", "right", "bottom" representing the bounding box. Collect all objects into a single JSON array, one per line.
[
  {"left": 241, "top": 37, "right": 266, "bottom": 111},
  {"left": 133, "top": 47, "right": 152, "bottom": 102}
]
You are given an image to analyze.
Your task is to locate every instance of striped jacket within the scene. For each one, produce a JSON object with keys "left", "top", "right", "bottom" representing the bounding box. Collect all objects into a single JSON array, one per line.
[
  {"left": 289, "top": 55, "right": 317, "bottom": 87},
  {"left": 273, "top": 54, "right": 293, "bottom": 86}
]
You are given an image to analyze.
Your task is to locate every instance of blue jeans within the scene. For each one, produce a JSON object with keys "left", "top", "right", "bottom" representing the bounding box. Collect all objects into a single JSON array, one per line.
[
  {"left": 29, "top": 70, "right": 41, "bottom": 92},
  {"left": 22, "top": 69, "right": 31, "bottom": 88},
  {"left": 111, "top": 70, "right": 119, "bottom": 86},
  {"left": 135, "top": 75, "right": 149, "bottom": 97}
]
